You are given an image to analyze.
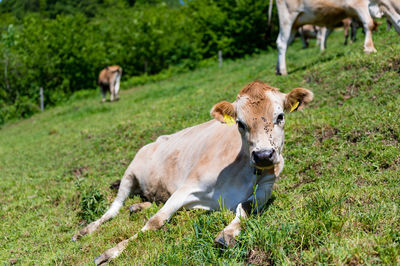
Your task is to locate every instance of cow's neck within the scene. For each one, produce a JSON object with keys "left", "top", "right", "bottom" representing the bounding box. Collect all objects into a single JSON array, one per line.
[{"left": 253, "top": 167, "right": 275, "bottom": 177}]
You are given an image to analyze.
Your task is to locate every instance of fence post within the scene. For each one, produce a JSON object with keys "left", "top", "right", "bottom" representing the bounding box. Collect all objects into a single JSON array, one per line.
[
  {"left": 40, "top": 87, "right": 44, "bottom": 111},
  {"left": 218, "top": 50, "right": 223, "bottom": 68}
]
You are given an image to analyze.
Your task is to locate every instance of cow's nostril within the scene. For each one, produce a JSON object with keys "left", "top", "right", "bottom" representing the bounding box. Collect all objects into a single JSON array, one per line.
[
  {"left": 252, "top": 149, "right": 275, "bottom": 167},
  {"left": 252, "top": 151, "right": 259, "bottom": 161}
]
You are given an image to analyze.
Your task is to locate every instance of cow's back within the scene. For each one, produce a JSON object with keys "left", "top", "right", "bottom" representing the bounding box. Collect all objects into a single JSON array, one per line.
[
  {"left": 290, "top": 0, "right": 360, "bottom": 27},
  {"left": 98, "top": 66, "right": 121, "bottom": 85},
  {"left": 131, "top": 120, "right": 242, "bottom": 203},
  {"left": 98, "top": 69, "right": 110, "bottom": 85}
]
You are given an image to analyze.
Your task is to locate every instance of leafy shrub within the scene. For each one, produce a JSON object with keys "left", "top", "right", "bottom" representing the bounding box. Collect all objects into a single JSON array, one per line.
[{"left": 0, "top": 0, "right": 279, "bottom": 125}]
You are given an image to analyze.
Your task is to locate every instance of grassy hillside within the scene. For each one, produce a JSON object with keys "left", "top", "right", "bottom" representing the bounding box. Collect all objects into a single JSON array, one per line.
[{"left": 1, "top": 28, "right": 399, "bottom": 265}]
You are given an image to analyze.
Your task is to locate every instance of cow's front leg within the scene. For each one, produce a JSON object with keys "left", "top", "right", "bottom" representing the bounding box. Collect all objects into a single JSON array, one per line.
[
  {"left": 355, "top": 6, "right": 377, "bottom": 53},
  {"left": 114, "top": 73, "right": 121, "bottom": 100},
  {"left": 100, "top": 85, "right": 107, "bottom": 103},
  {"left": 109, "top": 77, "right": 116, "bottom": 102},
  {"left": 299, "top": 27, "right": 309, "bottom": 49},
  {"left": 275, "top": 4, "right": 299, "bottom": 75},
  {"left": 94, "top": 187, "right": 196, "bottom": 265},
  {"left": 276, "top": 26, "right": 296, "bottom": 76},
  {"left": 214, "top": 179, "right": 275, "bottom": 248},
  {"left": 319, "top": 27, "right": 331, "bottom": 51},
  {"left": 351, "top": 21, "right": 358, "bottom": 44},
  {"left": 214, "top": 203, "right": 248, "bottom": 247}
]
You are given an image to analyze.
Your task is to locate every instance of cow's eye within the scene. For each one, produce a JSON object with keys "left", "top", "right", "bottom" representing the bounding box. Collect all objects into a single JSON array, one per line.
[
  {"left": 276, "top": 113, "right": 284, "bottom": 124},
  {"left": 236, "top": 120, "right": 246, "bottom": 131}
]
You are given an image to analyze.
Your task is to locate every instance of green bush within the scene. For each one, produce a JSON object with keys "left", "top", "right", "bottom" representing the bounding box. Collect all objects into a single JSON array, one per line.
[{"left": 0, "top": 0, "right": 279, "bottom": 125}]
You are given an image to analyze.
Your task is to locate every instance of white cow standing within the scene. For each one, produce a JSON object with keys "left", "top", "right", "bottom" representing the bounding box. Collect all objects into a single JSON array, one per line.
[{"left": 271, "top": 0, "right": 400, "bottom": 75}]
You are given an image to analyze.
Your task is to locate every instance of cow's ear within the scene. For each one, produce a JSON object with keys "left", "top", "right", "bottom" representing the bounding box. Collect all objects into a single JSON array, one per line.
[
  {"left": 284, "top": 88, "right": 314, "bottom": 112},
  {"left": 210, "top": 101, "right": 236, "bottom": 123}
]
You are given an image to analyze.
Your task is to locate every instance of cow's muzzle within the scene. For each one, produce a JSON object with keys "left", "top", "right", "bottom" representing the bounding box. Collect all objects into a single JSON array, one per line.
[{"left": 252, "top": 149, "right": 275, "bottom": 169}]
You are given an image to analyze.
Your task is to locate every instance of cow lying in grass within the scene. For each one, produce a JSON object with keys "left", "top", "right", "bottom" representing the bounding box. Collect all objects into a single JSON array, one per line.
[{"left": 72, "top": 81, "right": 314, "bottom": 265}]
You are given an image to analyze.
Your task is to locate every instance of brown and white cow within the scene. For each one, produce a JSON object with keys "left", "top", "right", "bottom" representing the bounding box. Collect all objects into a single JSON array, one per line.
[
  {"left": 98, "top": 65, "right": 122, "bottom": 102},
  {"left": 298, "top": 18, "right": 380, "bottom": 51},
  {"left": 72, "top": 81, "right": 313, "bottom": 265},
  {"left": 271, "top": 0, "right": 400, "bottom": 75},
  {"left": 344, "top": 18, "right": 381, "bottom": 45},
  {"left": 298, "top": 24, "right": 323, "bottom": 49}
]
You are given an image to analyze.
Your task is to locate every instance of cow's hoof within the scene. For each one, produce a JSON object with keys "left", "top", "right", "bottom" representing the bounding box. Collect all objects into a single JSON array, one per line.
[
  {"left": 94, "top": 253, "right": 109, "bottom": 265},
  {"left": 72, "top": 234, "right": 79, "bottom": 242},
  {"left": 72, "top": 228, "right": 87, "bottom": 241},
  {"left": 364, "top": 47, "right": 377, "bottom": 53},
  {"left": 214, "top": 231, "right": 235, "bottom": 248},
  {"left": 94, "top": 249, "right": 115, "bottom": 265},
  {"left": 275, "top": 70, "right": 288, "bottom": 76},
  {"left": 129, "top": 204, "right": 140, "bottom": 215},
  {"left": 94, "top": 239, "right": 129, "bottom": 265}
]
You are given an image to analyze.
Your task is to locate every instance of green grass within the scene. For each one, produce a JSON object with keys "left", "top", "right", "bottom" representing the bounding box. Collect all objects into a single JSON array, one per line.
[{"left": 1, "top": 27, "right": 399, "bottom": 265}]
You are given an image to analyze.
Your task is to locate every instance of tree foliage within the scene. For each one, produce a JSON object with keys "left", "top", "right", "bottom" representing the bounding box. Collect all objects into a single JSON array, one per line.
[{"left": 0, "top": 0, "right": 279, "bottom": 124}]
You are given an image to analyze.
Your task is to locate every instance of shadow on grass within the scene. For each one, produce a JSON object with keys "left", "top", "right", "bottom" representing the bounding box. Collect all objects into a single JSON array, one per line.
[{"left": 289, "top": 52, "right": 346, "bottom": 75}]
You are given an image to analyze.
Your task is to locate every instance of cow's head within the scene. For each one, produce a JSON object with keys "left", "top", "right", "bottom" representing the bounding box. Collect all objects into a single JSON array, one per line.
[{"left": 211, "top": 81, "right": 313, "bottom": 170}]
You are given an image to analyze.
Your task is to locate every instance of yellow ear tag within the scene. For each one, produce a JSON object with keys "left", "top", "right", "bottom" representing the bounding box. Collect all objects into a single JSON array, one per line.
[
  {"left": 224, "top": 114, "right": 235, "bottom": 126},
  {"left": 290, "top": 101, "right": 300, "bottom": 113}
]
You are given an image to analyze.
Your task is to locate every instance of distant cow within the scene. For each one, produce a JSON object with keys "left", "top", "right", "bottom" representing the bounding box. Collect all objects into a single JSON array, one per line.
[
  {"left": 344, "top": 18, "right": 381, "bottom": 45},
  {"left": 270, "top": 0, "right": 400, "bottom": 75},
  {"left": 298, "top": 24, "right": 323, "bottom": 49},
  {"left": 298, "top": 18, "right": 380, "bottom": 51},
  {"left": 98, "top": 65, "right": 122, "bottom": 102},
  {"left": 72, "top": 81, "right": 314, "bottom": 265}
]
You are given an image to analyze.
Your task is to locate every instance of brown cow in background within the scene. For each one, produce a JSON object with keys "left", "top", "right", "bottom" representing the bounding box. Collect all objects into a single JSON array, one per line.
[{"left": 98, "top": 65, "right": 122, "bottom": 102}]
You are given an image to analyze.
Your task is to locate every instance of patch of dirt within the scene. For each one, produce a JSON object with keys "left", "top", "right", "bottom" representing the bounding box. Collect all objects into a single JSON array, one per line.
[
  {"left": 379, "top": 162, "right": 390, "bottom": 170},
  {"left": 314, "top": 126, "right": 339, "bottom": 143},
  {"left": 304, "top": 69, "right": 326, "bottom": 85},
  {"left": 385, "top": 127, "right": 399, "bottom": 144},
  {"left": 345, "top": 195, "right": 372, "bottom": 206},
  {"left": 390, "top": 156, "right": 400, "bottom": 170},
  {"left": 345, "top": 255, "right": 363, "bottom": 265},
  {"left": 311, "top": 161, "right": 323, "bottom": 175},
  {"left": 71, "top": 166, "right": 89, "bottom": 178},
  {"left": 347, "top": 130, "right": 363, "bottom": 143},
  {"left": 355, "top": 178, "right": 369, "bottom": 187},
  {"left": 48, "top": 129, "right": 58, "bottom": 135},
  {"left": 342, "top": 84, "right": 359, "bottom": 100},
  {"left": 80, "top": 129, "right": 93, "bottom": 139},
  {"left": 383, "top": 57, "right": 400, "bottom": 73},
  {"left": 109, "top": 179, "right": 121, "bottom": 191},
  {"left": 246, "top": 247, "right": 273, "bottom": 266},
  {"left": 290, "top": 175, "right": 316, "bottom": 190}
]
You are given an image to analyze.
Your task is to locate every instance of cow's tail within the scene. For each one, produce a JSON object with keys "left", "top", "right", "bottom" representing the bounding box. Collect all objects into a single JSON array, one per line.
[{"left": 268, "top": 0, "right": 274, "bottom": 26}]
